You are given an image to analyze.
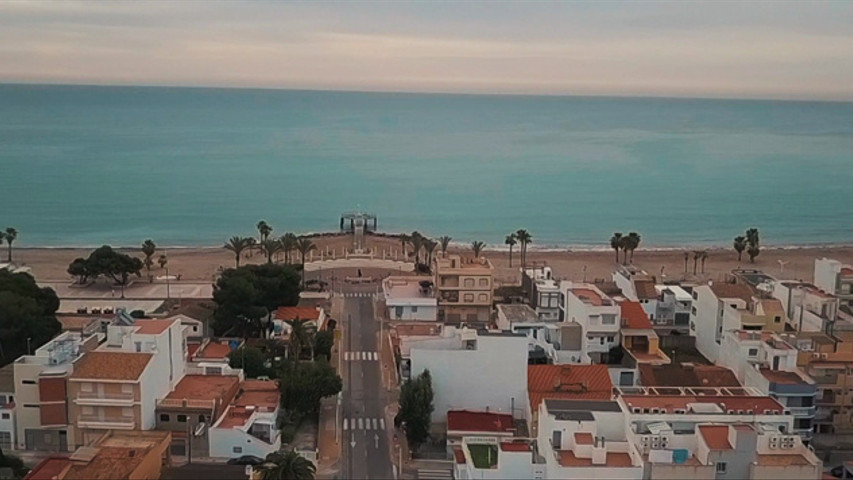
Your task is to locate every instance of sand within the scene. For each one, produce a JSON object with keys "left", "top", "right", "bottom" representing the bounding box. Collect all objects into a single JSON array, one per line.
[{"left": 10, "top": 233, "right": 853, "bottom": 287}]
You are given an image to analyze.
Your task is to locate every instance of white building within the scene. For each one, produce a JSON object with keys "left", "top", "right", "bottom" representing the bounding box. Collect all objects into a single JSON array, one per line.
[
  {"left": 522, "top": 267, "right": 562, "bottom": 321},
  {"left": 382, "top": 276, "right": 437, "bottom": 321},
  {"left": 815, "top": 258, "right": 853, "bottom": 307},
  {"left": 773, "top": 280, "right": 841, "bottom": 332},
  {"left": 496, "top": 304, "right": 585, "bottom": 364},
  {"left": 613, "top": 266, "right": 659, "bottom": 320},
  {"left": 560, "top": 282, "right": 621, "bottom": 363},
  {"left": 0, "top": 364, "right": 15, "bottom": 451},
  {"left": 409, "top": 327, "right": 528, "bottom": 423},
  {"left": 653, "top": 285, "right": 693, "bottom": 334},
  {"left": 209, "top": 379, "right": 281, "bottom": 459},
  {"left": 453, "top": 437, "right": 539, "bottom": 480}
]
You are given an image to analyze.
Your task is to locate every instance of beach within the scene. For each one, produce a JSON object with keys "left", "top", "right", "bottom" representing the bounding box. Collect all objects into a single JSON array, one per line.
[{"left": 13, "top": 233, "right": 853, "bottom": 286}]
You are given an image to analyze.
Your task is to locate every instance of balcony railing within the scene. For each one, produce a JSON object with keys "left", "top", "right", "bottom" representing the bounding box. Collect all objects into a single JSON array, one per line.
[
  {"left": 76, "top": 391, "right": 135, "bottom": 406},
  {"left": 77, "top": 415, "right": 135, "bottom": 429},
  {"left": 786, "top": 406, "right": 816, "bottom": 417}
]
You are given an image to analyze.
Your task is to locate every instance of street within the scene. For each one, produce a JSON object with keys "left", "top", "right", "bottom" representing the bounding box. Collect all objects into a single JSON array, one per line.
[{"left": 340, "top": 283, "right": 395, "bottom": 480}]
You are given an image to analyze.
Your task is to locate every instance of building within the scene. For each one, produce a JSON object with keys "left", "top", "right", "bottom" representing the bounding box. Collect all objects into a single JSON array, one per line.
[
  {"left": 718, "top": 330, "right": 816, "bottom": 441},
  {"left": 433, "top": 253, "right": 494, "bottom": 325},
  {"left": 653, "top": 285, "right": 693, "bottom": 335},
  {"left": 800, "top": 352, "right": 853, "bottom": 450},
  {"left": 771, "top": 281, "right": 839, "bottom": 333},
  {"left": 522, "top": 267, "right": 561, "bottom": 321},
  {"left": 638, "top": 363, "right": 741, "bottom": 389},
  {"left": 560, "top": 282, "right": 621, "bottom": 363},
  {"left": 0, "top": 364, "right": 15, "bottom": 451},
  {"left": 446, "top": 410, "right": 518, "bottom": 455},
  {"left": 612, "top": 266, "right": 659, "bottom": 320},
  {"left": 208, "top": 379, "right": 281, "bottom": 459},
  {"left": 189, "top": 339, "right": 240, "bottom": 364},
  {"left": 453, "top": 437, "right": 538, "bottom": 480},
  {"left": 496, "top": 304, "right": 584, "bottom": 364},
  {"left": 691, "top": 282, "right": 786, "bottom": 363},
  {"left": 23, "top": 430, "right": 171, "bottom": 480},
  {"left": 408, "top": 327, "right": 527, "bottom": 423},
  {"left": 815, "top": 258, "right": 853, "bottom": 308},
  {"left": 619, "top": 301, "right": 671, "bottom": 367},
  {"left": 273, "top": 306, "right": 328, "bottom": 335},
  {"left": 13, "top": 332, "right": 101, "bottom": 451},
  {"left": 382, "top": 276, "right": 437, "bottom": 321},
  {"left": 527, "top": 364, "right": 612, "bottom": 434}
]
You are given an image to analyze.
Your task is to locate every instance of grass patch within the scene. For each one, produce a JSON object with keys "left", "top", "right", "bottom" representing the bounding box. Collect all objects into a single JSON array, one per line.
[{"left": 468, "top": 444, "right": 498, "bottom": 469}]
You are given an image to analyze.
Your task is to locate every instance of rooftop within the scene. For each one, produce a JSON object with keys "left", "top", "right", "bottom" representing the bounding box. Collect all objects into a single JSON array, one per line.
[
  {"left": 56, "top": 315, "right": 100, "bottom": 332},
  {"left": 545, "top": 399, "right": 623, "bottom": 417},
  {"left": 467, "top": 443, "right": 498, "bottom": 469},
  {"left": 655, "top": 285, "right": 693, "bottom": 302},
  {"left": 570, "top": 288, "right": 610, "bottom": 306},
  {"left": 436, "top": 254, "right": 493, "bottom": 271},
  {"left": 70, "top": 351, "right": 153, "bottom": 381},
  {"left": 195, "top": 340, "right": 236, "bottom": 360},
  {"left": 496, "top": 304, "right": 540, "bottom": 324},
  {"left": 233, "top": 380, "right": 279, "bottom": 409},
  {"left": 760, "top": 368, "right": 810, "bottom": 385},
  {"left": 499, "top": 442, "right": 531, "bottom": 452},
  {"left": 528, "top": 365, "right": 612, "bottom": 410},
  {"left": 699, "top": 425, "right": 733, "bottom": 450},
  {"left": 558, "top": 451, "right": 634, "bottom": 468},
  {"left": 634, "top": 280, "right": 658, "bottom": 300},
  {"left": 755, "top": 453, "right": 815, "bottom": 466},
  {"left": 164, "top": 374, "right": 240, "bottom": 410},
  {"left": 447, "top": 410, "right": 514, "bottom": 434},
  {"left": 841, "top": 267, "right": 853, "bottom": 276},
  {"left": 574, "top": 432, "right": 594, "bottom": 445},
  {"left": 133, "top": 318, "right": 178, "bottom": 335},
  {"left": 383, "top": 277, "right": 436, "bottom": 304},
  {"left": 639, "top": 364, "right": 741, "bottom": 388},
  {"left": 620, "top": 301, "right": 653, "bottom": 329},
  {"left": 621, "top": 394, "right": 784, "bottom": 414},
  {"left": 709, "top": 283, "right": 754, "bottom": 303},
  {"left": 274, "top": 306, "right": 321, "bottom": 321}
]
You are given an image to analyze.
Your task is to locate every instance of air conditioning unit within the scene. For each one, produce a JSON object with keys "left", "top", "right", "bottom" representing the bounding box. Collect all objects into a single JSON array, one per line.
[
  {"left": 812, "top": 353, "right": 821, "bottom": 359},
  {"left": 674, "top": 409, "right": 686, "bottom": 414},
  {"left": 727, "top": 409, "right": 735, "bottom": 414},
  {"left": 769, "top": 436, "right": 779, "bottom": 449},
  {"left": 821, "top": 353, "right": 829, "bottom": 359},
  {"left": 661, "top": 435, "right": 671, "bottom": 449},
  {"left": 747, "top": 409, "right": 754, "bottom": 415},
  {"left": 651, "top": 436, "right": 660, "bottom": 449}
]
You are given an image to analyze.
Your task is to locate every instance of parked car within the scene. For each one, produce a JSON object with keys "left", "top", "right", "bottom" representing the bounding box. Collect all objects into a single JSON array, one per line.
[
  {"left": 226, "top": 455, "right": 264, "bottom": 466},
  {"left": 831, "top": 464, "right": 853, "bottom": 478}
]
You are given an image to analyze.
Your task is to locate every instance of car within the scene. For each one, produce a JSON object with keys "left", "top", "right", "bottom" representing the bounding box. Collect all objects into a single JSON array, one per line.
[
  {"left": 226, "top": 455, "right": 264, "bottom": 466},
  {"left": 831, "top": 464, "right": 853, "bottom": 478}
]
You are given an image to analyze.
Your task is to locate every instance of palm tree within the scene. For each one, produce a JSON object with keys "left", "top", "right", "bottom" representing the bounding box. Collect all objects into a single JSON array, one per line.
[
  {"left": 423, "top": 239, "right": 438, "bottom": 267},
  {"left": 746, "top": 228, "right": 760, "bottom": 263},
  {"left": 223, "top": 236, "right": 254, "bottom": 268},
  {"left": 746, "top": 228, "right": 760, "bottom": 248},
  {"left": 747, "top": 244, "right": 761, "bottom": 263},
  {"left": 295, "top": 237, "right": 317, "bottom": 286},
  {"left": 410, "top": 232, "right": 424, "bottom": 265},
  {"left": 284, "top": 318, "right": 316, "bottom": 361},
  {"left": 618, "top": 236, "right": 630, "bottom": 265},
  {"left": 258, "top": 238, "right": 283, "bottom": 264},
  {"left": 471, "top": 241, "right": 485, "bottom": 258},
  {"left": 438, "top": 236, "right": 452, "bottom": 254},
  {"left": 505, "top": 234, "right": 518, "bottom": 267},
  {"left": 399, "top": 234, "right": 411, "bottom": 259},
  {"left": 141, "top": 239, "right": 156, "bottom": 274},
  {"left": 609, "top": 233, "right": 623, "bottom": 264},
  {"left": 683, "top": 251, "right": 689, "bottom": 273},
  {"left": 4, "top": 228, "right": 17, "bottom": 262},
  {"left": 733, "top": 236, "right": 747, "bottom": 262},
  {"left": 257, "top": 220, "right": 273, "bottom": 243},
  {"left": 692, "top": 250, "right": 702, "bottom": 275},
  {"left": 280, "top": 233, "right": 298, "bottom": 264},
  {"left": 258, "top": 450, "right": 316, "bottom": 480},
  {"left": 700, "top": 250, "right": 709, "bottom": 274},
  {"left": 626, "top": 232, "right": 641, "bottom": 263},
  {"left": 515, "top": 229, "right": 532, "bottom": 268}
]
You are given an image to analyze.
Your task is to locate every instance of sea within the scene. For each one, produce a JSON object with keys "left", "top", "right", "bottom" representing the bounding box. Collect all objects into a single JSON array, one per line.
[{"left": 1, "top": 83, "right": 851, "bottom": 250}]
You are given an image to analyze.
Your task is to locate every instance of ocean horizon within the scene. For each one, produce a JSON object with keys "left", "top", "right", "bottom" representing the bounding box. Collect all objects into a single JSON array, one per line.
[{"left": 1, "top": 83, "right": 852, "bottom": 249}]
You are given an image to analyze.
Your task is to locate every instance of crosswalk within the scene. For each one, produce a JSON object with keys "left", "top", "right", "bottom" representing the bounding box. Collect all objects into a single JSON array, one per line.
[
  {"left": 339, "top": 292, "right": 378, "bottom": 298},
  {"left": 417, "top": 468, "right": 453, "bottom": 480},
  {"left": 343, "top": 417, "right": 385, "bottom": 431},
  {"left": 344, "top": 351, "right": 379, "bottom": 361}
]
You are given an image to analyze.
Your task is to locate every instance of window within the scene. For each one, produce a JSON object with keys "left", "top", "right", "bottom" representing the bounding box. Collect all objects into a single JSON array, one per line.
[
  {"left": 478, "top": 293, "right": 488, "bottom": 302},
  {"left": 22, "top": 380, "right": 36, "bottom": 385},
  {"left": 600, "top": 337, "right": 605, "bottom": 345},
  {"left": 692, "top": 291, "right": 698, "bottom": 300},
  {"left": 199, "top": 415, "right": 207, "bottom": 423},
  {"left": 748, "top": 348, "right": 758, "bottom": 357},
  {"left": 464, "top": 278, "right": 475, "bottom": 288},
  {"left": 1, "top": 413, "right": 9, "bottom": 420},
  {"left": 411, "top": 306, "right": 418, "bottom": 313},
  {"left": 177, "top": 415, "right": 187, "bottom": 423},
  {"left": 691, "top": 306, "right": 697, "bottom": 315},
  {"left": 232, "top": 446, "right": 242, "bottom": 454},
  {"left": 394, "top": 306, "right": 403, "bottom": 318},
  {"left": 716, "top": 462, "right": 727, "bottom": 474},
  {"left": 160, "top": 414, "right": 170, "bottom": 422},
  {"left": 24, "top": 404, "right": 39, "bottom": 408},
  {"left": 81, "top": 383, "right": 93, "bottom": 392},
  {"left": 602, "top": 315, "right": 616, "bottom": 325},
  {"left": 606, "top": 336, "right": 615, "bottom": 343},
  {"left": 463, "top": 293, "right": 474, "bottom": 303},
  {"left": 134, "top": 341, "right": 142, "bottom": 352},
  {"left": 479, "top": 278, "right": 489, "bottom": 287}
]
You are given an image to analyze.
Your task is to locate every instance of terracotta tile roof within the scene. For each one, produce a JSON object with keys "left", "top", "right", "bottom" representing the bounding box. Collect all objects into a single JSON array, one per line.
[
  {"left": 758, "top": 299, "right": 785, "bottom": 316},
  {"left": 196, "top": 341, "right": 234, "bottom": 359},
  {"left": 622, "top": 395, "right": 784, "bottom": 414},
  {"left": 453, "top": 448, "right": 466, "bottom": 464},
  {"left": 841, "top": 267, "right": 853, "bottom": 276},
  {"left": 528, "top": 365, "right": 612, "bottom": 410},
  {"left": 57, "top": 316, "right": 99, "bottom": 331},
  {"left": 709, "top": 283, "right": 753, "bottom": 303},
  {"left": 760, "top": 368, "right": 808, "bottom": 385},
  {"left": 165, "top": 375, "right": 240, "bottom": 415},
  {"left": 500, "top": 442, "right": 531, "bottom": 452},
  {"left": 699, "top": 425, "right": 733, "bottom": 450},
  {"left": 274, "top": 306, "right": 320, "bottom": 321},
  {"left": 134, "top": 318, "right": 178, "bottom": 335},
  {"left": 593, "top": 281, "right": 622, "bottom": 296},
  {"left": 233, "top": 380, "right": 279, "bottom": 410},
  {"left": 186, "top": 343, "right": 200, "bottom": 361},
  {"left": 24, "top": 455, "right": 72, "bottom": 480},
  {"left": 634, "top": 280, "right": 658, "bottom": 300},
  {"left": 571, "top": 288, "right": 606, "bottom": 306},
  {"left": 71, "top": 352, "right": 153, "bottom": 381},
  {"left": 558, "top": 451, "right": 633, "bottom": 467},
  {"left": 639, "top": 364, "right": 741, "bottom": 388},
  {"left": 620, "top": 301, "right": 653, "bottom": 329},
  {"left": 447, "top": 410, "right": 514, "bottom": 434},
  {"left": 574, "top": 432, "right": 594, "bottom": 445}
]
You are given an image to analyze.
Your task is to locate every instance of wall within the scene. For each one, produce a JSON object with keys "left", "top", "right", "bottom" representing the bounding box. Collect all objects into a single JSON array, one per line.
[
  {"left": 691, "top": 286, "right": 723, "bottom": 363},
  {"left": 13, "top": 361, "right": 44, "bottom": 449},
  {"left": 388, "top": 304, "right": 437, "bottom": 321},
  {"left": 814, "top": 259, "right": 840, "bottom": 295},
  {"left": 650, "top": 463, "right": 715, "bottom": 480},
  {"left": 410, "top": 334, "right": 527, "bottom": 423},
  {"left": 209, "top": 423, "right": 280, "bottom": 459}
]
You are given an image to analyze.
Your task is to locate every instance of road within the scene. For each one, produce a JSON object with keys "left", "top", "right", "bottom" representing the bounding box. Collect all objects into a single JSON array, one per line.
[{"left": 340, "top": 283, "right": 394, "bottom": 480}]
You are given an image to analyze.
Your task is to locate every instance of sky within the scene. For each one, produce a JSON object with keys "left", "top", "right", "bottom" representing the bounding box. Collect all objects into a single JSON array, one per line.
[{"left": 1, "top": 1, "right": 852, "bottom": 100}]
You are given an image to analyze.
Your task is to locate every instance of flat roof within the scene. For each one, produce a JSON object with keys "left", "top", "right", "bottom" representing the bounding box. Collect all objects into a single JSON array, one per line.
[
  {"left": 196, "top": 341, "right": 235, "bottom": 359},
  {"left": 545, "top": 398, "right": 622, "bottom": 413},
  {"left": 496, "top": 304, "right": 540, "bottom": 323},
  {"left": 71, "top": 351, "right": 153, "bottom": 381},
  {"left": 233, "top": 380, "right": 279, "bottom": 409},
  {"left": 384, "top": 277, "right": 436, "bottom": 304},
  {"left": 709, "top": 283, "right": 754, "bottom": 303},
  {"left": 134, "top": 318, "right": 178, "bottom": 335},
  {"left": 274, "top": 306, "right": 321, "bottom": 321},
  {"left": 699, "top": 425, "right": 733, "bottom": 450},
  {"left": 558, "top": 451, "right": 634, "bottom": 468},
  {"left": 622, "top": 395, "right": 784, "bottom": 414},
  {"left": 760, "top": 368, "right": 809, "bottom": 385},
  {"left": 570, "top": 288, "right": 608, "bottom": 306},
  {"left": 165, "top": 375, "right": 240, "bottom": 403},
  {"left": 447, "top": 410, "right": 514, "bottom": 434},
  {"left": 755, "top": 453, "right": 814, "bottom": 466},
  {"left": 655, "top": 285, "right": 692, "bottom": 301}
]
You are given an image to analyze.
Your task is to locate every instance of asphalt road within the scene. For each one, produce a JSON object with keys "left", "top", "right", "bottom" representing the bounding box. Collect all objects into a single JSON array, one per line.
[{"left": 340, "top": 284, "right": 394, "bottom": 480}]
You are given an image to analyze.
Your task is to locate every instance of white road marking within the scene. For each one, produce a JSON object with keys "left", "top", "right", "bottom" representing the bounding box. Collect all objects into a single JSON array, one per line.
[
  {"left": 343, "top": 418, "right": 348, "bottom": 430},
  {"left": 372, "top": 418, "right": 378, "bottom": 430},
  {"left": 358, "top": 418, "right": 364, "bottom": 430}
]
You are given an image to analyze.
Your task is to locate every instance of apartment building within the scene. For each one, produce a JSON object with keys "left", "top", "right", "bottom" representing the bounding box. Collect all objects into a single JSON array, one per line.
[
  {"left": 653, "top": 285, "right": 693, "bottom": 334},
  {"left": 619, "top": 301, "right": 671, "bottom": 367},
  {"left": 0, "top": 364, "right": 15, "bottom": 451},
  {"left": 800, "top": 352, "right": 853, "bottom": 450},
  {"left": 522, "top": 267, "right": 561, "bottom": 321},
  {"left": 560, "top": 282, "right": 621, "bottom": 363},
  {"left": 208, "top": 379, "right": 281, "bottom": 459},
  {"left": 453, "top": 437, "right": 538, "bottom": 480},
  {"left": 772, "top": 281, "right": 839, "bottom": 332},
  {"left": 13, "top": 332, "right": 100, "bottom": 451},
  {"left": 382, "top": 276, "right": 438, "bottom": 321},
  {"left": 496, "top": 304, "right": 585, "bottom": 364},
  {"left": 613, "top": 266, "right": 658, "bottom": 319},
  {"left": 527, "top": 364, "right": 612, "bottom": 435},
  {"left": 718, "top": 330, "right": 816, "bottom": 441},
  {"left": 815, "top": 258, "right": 853, "bottom": 307},
  {"left": 433, "top": 253, "right": 494, "bottom": 325}
]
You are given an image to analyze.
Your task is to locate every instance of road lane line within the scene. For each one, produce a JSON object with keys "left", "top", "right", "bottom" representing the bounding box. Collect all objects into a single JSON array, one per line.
[
  {"left": 380, "top": 418, "right": 385, "bottom": 430},
  {"left": 372, "top": 418, "right": 378, "bottom": 430},
  {"left": 343, "top": 418, "right": 348, "bottom": 430},
  {"left": 358, "top": 418, "right": 363, "bottom": 430}
]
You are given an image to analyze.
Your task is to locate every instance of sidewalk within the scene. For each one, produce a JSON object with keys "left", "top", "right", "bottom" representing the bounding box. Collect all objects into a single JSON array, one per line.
[{"left": 316, "top": 295, "right": 344, "bottom": 479}]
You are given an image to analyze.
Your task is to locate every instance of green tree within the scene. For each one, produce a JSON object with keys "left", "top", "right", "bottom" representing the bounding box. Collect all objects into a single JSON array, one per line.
[
  {"left": 471, "top": 240, "right": 485, "bottom": 258},
  {"left": 212, "top": 264, "right": 301, "bottom": 338},
  {"left": 692, "top": 250, "right": 702, "bottom": 275},
  {"left": 69, "top": 246, "right": 143, "bottom": 298},
  {"left": 67, "top": 258, "right": 91, "bottom": 284},
  {"left": 410, "top": 231, "right": 424, "bottom": 265},
  {"left": 313, "top": 330, "right": 334, "bottom": 361},
  {"left": 258, "top": 450, "right": 316, "bottom": 480},
  {"left": 0, "top": 447, "right": 29, "bottom": 479},
  {"left": 223, "top": 236, "right": 255, "bottom": 268},
  {"left": 397, "top": 369, "right": 434, "bottom": 452},
  {"left": 438, "top": 235, "right": 452, "bottom": 254},
  {"left": 505, "top": 234, "right": 517, "bottom": 267},
  {"left": 141, "top": 239, "right": 156, "bottom": 275},
  {"left": 285, "top": 318, "right": 316, "bottom": 361},
  {"left": 683, "top": 251, "right": 689, "bottom": 273},
  {"left": 733, "top": 235, "right": 747, "bottom": 262},
  {"left": 625, "top": 232, "right": 641, "bottom": 263},
  {"left": 0, "top": 270, "right": 61, "bottom": 367},
  {"left": 258, "top": 238, "right": 283, "bottom": 264},
  {"left": 228, "top": 346, "right": 270, "bottom": 379},
  {"left": 746, "top": 228, "right": 761, "bottom": 263},
  {"left": 280, "top": 233, "right": 298, "bottom": 264},
  {"left": 700, "top": 250, "right": 709, "bottom": 274},
  {"left": 295, "top": 237, "right": 317, "bottom": 287},
  {"left": 609, "top": 232, "right": 623, "bottom": 263},
  {"left": 4, "top": 228, "right": 17, "bottom": 262},
  {"left": 515, "top": 229, "right": 532, "bottom": 268},
  {"left": 278, "top": 360, "right": 342, "bottom": 417},
  {"left": 257, "top": 220, "right": 273, "bottom": 243}
]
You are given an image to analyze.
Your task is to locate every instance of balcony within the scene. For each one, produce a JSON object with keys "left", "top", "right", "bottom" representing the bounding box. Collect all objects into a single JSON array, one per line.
[
  {"left": 76, "top": 391, "right": 135, "bottom": 406},
  {"left": 77, "top": 415, "right": 135, "bottom": 429},
  {"left": 786, "top": 406, "right": 816, "bottom": 417}
]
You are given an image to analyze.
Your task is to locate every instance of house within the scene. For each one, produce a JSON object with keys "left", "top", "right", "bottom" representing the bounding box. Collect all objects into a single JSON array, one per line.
[
  {"left": 619, "top": 301, "right": 671, "bottom": 367},
  {"left": 189, "top": 339, "right": 241, "bottom": 364},
  {"left": 433, "top": 253, "right": 494, "bottom": 325},
  {"left": 23, "top": 430, "right": 171, "bottom": 480},
  {"left": 613, "top": 266, "right": 658, "bottom": 320},
  {"left": 527, "top": 364, "right": 612, "bottom": 435},
  {"left": 653, "top": 285, "right": 693, "bottom": 335},
  {"left": 560, "top": 282, "right": 621, "bottom": 363},
  {"left": 0, "top": 364, "right": 15, "bottom": 451},
  {"left": 208, "top": 379, "right": 281, "bottom": 459},
  {"left": 408, "top": 327, "right": 527, "bottom": 424},
  {"left": 273, "top": 306, "right": 327, "bottom": 334},
  {"left": 496, "top": 304, "right": 584, "bottom": 364},
  {"left": 446, "top": 410, "right": 518, "bottom": 456},
  {"left": 718, "top": 330, "right": 817, "bottom": 441},
  {"left": 13, "top": 332, "right": 101, "bottom": 451},
  {"left": 522, "top": 267, "right": 561, "bottom": 321},
  {"left": 382, "top": 276, "right": 437, "bottom": 321},
  {"left": 815, "top": 258, "right": 853, "bottom": 308},
  {"left": 638, "top": 363, "right": 741, "bottom": 389},
  {"left": 452, "top": 437, "right": 538, "bottom": 480}
]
